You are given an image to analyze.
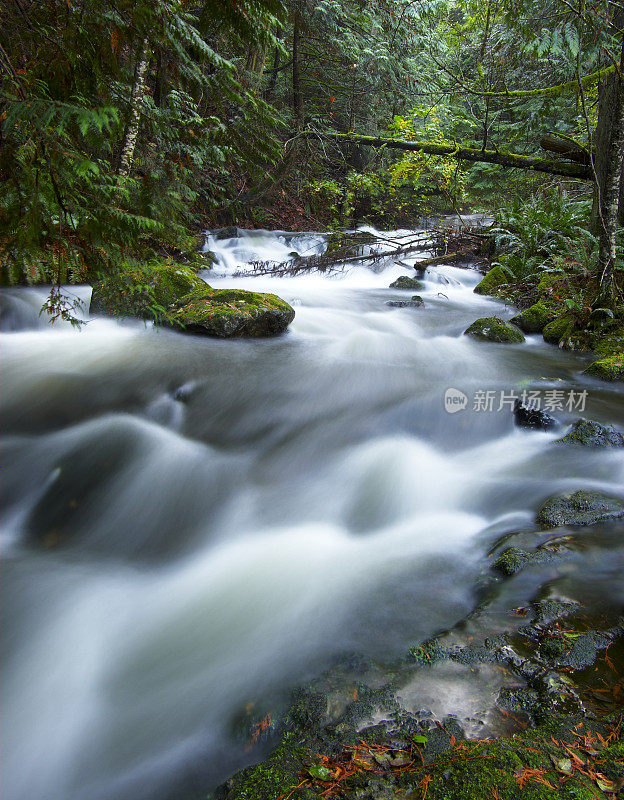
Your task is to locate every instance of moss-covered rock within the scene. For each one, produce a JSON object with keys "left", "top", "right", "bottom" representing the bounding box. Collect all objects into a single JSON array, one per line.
[
  {"left": 510, "top": 300, "right": 559, "bottom": 334},
  {"left": 215, "top": 734, "right": 315, "bottom": 800},
  {"left": 389, "top": 276, "right": 423, "bottom": 290},
  {"left": 90, "top": 262, "right": 207, "bottom": 317},
  {"left": 585, "top": 354, "right": 624, "bottom": 382},
  {"left": 464, "top": 316, "right": 525, "bottom": 343},
  {"left": 542, "top": 314, "right": 576, "bottom": 345},
  {"left": 492, "top": 546, "right": 553, "bottom": 575},
  {"left": 554, "top": 419, "right": 624, "bottom": 447},
  {"left": 171, "top": 288, "right": 295, "bottom": 338},
  {"left": 473, "top": 265, "right": 510, "bottom": 296},
  {"left": 536, "top": 489, "right": 624, "bottom": 528}
]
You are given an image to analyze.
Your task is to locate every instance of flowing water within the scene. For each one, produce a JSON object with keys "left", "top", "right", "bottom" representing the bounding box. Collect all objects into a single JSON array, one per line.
[{"left": 2, "top": 228, "right": 624, "bottom": 800}]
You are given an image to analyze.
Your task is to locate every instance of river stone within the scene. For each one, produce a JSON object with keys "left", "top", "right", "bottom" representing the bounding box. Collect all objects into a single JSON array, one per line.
[
  {"left": 464, "top": 316, "right": 525, "bottom": 343},
  {"left": 536, "top": 490, "right": 624, "bottom": 528},
  {"left": 513, "top": 400, "right": 558, "bottom": 430},
  {"left": 389, "top": 276, "right": 423, "bottom": 290},
  {"left": 171, "top": 288, "right": 295, "bottom": 338},
  {"left": 510, "top": 300, "right": 558, "bottom": 334},
  {"left": 585, "top": 355, "right": 624, "bottom": 382},
  {"left": 473, "top": 265, "right": 509, "bottom": 296},
  {"left": 492, "top": 546, "right": 553, "bottom": 575},
  {"left": 554, "top": 419, "right": 624, "bottom": 447},
  {"left": 386, "top": 295, "right": 424, "bottom": 308},
  {"left": 90, "top": 263, "right": 206, "bottom": 316}
]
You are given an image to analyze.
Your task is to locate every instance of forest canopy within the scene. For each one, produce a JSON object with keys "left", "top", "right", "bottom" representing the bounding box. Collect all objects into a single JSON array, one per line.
[{"left": 0, "top": 0, "right": 622, "bottom": 305}]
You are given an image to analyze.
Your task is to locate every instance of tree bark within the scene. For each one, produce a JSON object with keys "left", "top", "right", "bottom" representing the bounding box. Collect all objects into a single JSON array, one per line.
[
  {"left": 292, "top": 14, "right": 303, "bottom": 128},
  {"left": 118, "top": 38, "right": 149, "bottom": 178},
  {"left": 298, "top": 132, "right": 593, "bottom": 179},
  {"left": 592, "top": 19, "right": 624, "bottom": 303}
]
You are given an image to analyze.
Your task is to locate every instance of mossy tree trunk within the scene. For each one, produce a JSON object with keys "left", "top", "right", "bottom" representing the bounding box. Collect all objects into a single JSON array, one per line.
[
  {"left": 118, "top": 38, "right": 150, "bottom": 178},
  {"left": 592, "top": 22, "right": 624, "bottom": 304}
]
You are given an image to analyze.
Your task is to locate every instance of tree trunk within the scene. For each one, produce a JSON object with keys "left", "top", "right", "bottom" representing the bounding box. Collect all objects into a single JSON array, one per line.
[
  {"left": 298, "top": 132, "right": 593, "bottom": 179},
  {"left": 592, "top": 32, "right": 624, "bottom": 303},
  {"left": 118, "top": 38, "right": 149, "bottom": 178},
  {"left": 292, "top": 15, "right": 303, "bottom": 128}
]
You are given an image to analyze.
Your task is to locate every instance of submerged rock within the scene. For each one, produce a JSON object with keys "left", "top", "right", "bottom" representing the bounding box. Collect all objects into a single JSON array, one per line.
[
  {"left": 473, "top": 265, "right": 509, "bottom": 296},
  {"left": 389, "top": 276, "right": 423, "bottom": 290},
  {"left": 386, "top": 295, "right": 424, "bottom": 308},
  {"left": 536, "top": 489, "right": 624, "bottom": 528},
  {"left": 171, "top": 288, "right": 295, "bottom": 338},
  {"left": 513, "top": 400, "right": 558, "bottom": 430},
  {"left": 464, "top": 316, "right": 525, "bottom": 343},
  {"left": 554, "top": 419, "right": 624, "bottom": 447},
  {"left": 493, "top": 546, "right": 553, "bottom": 575}
]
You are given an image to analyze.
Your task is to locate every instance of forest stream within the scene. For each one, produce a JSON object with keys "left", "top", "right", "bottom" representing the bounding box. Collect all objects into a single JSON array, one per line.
[{"left": 2, "top": 228, "right": 624, "bottom": 800}]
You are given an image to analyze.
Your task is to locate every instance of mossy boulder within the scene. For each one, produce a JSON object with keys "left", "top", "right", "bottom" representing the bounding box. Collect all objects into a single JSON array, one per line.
[
  {"left": 389, "top": 276, "right": 423, "bottom": 290},
  {"left": 171, "top": 288, "right": 295, "bottom": 338},
  {"left": 585, "top": 354, "right": 624, "bottom": 382},
  {"left": 90, "top": 262, "right": 206, "bottom": 317},
  {"left": 464, "top": 316, "right": 525, "bottom": 343},
  {"left": 542, "top": 314, "right": 576, "bottom": 346},
  {"left": 554, "top": 419, "right": 624, "bottom": 447},
  {"left": 536, "top": 489, "right": 624, "bottom": 528},
  {"left": 510, "top": 300, "right": 559, "bottom": 334},
  {"left": 473, "top": 265, "right": 509, "bottom": 296}
]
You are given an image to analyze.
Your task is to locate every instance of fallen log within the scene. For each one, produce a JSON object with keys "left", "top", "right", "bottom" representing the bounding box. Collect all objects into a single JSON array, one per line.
[{"left": 298, "top": 132, "right": 592, "bottom": 180}]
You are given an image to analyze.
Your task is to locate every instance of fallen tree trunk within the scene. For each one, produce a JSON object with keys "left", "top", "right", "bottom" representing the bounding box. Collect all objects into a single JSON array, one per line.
[
  {"left": 298, "top": 132, "right": 592, "bottom": 180},
  {"left": 540, "top": 133, "right": 591, "bottom": 165}
]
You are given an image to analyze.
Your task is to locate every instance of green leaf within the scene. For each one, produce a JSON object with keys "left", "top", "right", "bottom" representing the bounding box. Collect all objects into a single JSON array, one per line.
[
  {"left": 412, "top": 734, "right": 428, "bottom": 745},
  {"left": 308, "top": 765, "right": 332, "bottom": 781}
]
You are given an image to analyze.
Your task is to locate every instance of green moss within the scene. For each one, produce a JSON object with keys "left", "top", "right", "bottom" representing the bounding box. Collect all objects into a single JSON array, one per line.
[
  {"left": 219, "top": 734, "right": 314, "bottom": 800},
  {"left": 585, "top": 354, "right": 624, "bottom": 382},
  {"left": 473, "top": 265, "right": 510, "bottom": 296},
  {"left": 510, "top": 300, "right": 559, "bottom": 334},
  {"left": 389, "top": 276, "right": 423, "bottom": 290},
  {"left": 492, "top": 546, "right": 552, "bottom": 575},
  {"left": 464, "top": 316, "right": 526, "bottom": 343},
  {"left": 542, "top": 314, "right": 576, "bottom": 345},
  {"left": 171, "top": 288, "right": 295, "bottom": 338},
  {"left": 537, "top": 272, "right": 564, "bottom": 293},
  {"left": 90, "top": 261, "right": 206, "bottom": 320}
]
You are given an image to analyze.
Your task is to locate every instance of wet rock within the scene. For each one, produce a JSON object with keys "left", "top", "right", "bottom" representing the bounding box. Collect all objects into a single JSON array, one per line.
[
  {"left": 492, "top": 547, "right": 554, "bottom": 575},
  {"left": 556, "top": 629, "right": 622, "bottom": 670},
  {"left": 90, "top": 262, "right": 206, "bottom": 316},
  {"left": 389, "top": 276, "right": 423, "bottom": 290},
  {"left": 510, "top": 300, "right": 558, "bottom": 334},
  {"left": 464, "top": 316, "right": 525, "bottom": 343},
  {"left": 171, "top": 288, "right": 295, "bottom": 338},
  {"left": 408, "top": 639, "right": 449, "bottom": 664},
  {"left": 554, "top": 419, "right": 624, "bottom": 447},
  {"left": 585, "top": 355, "right": 624, "bottom": 382},
  {"left": 542, "top": 314, "right": 576, "bottom": 346},
  {"left": 536, "top": 489, "right": 624, "bottom": 528},
  {"left": 213, "top": 226, "right": 239, "bottom": 240},
  {"left": 496, "top": 686, "right": 541, "bottom": 721},
  {"left": 386, "top": 295, "right": 424, "bottom": 308},
  {"left": 473, "top": 265, "right": 509, "bottom": 296},
  {"left": 513, "top": 400, "right": 558, "bottom": 430}
]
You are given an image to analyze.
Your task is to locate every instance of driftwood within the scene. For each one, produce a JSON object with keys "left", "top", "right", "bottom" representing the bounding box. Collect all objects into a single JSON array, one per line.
[{"left": 232, "top": 225, "right": 491, "bottom": 278}]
